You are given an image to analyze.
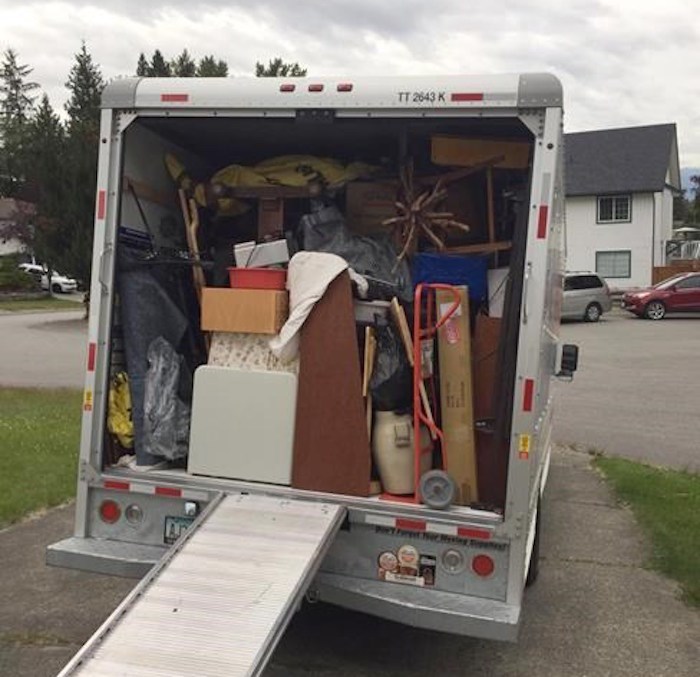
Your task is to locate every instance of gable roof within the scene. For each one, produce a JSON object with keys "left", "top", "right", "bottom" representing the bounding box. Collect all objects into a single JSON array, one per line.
[{"left": 565, "top": 123, "right": 680, "bottom": 197}]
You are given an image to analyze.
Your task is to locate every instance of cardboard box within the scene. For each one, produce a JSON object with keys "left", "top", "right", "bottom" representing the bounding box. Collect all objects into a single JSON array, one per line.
[
  {"left": 201, "top": 287, "right": 288, "bottom": 334},
  {"left": 345, "top": 181, "right": 398, "bottom": 235},
  {"left": 432, "top": 136, "right": 531, "bottom": 169},
  {"left": 436, "top": 287, "right": 479, "bottom": 504}
]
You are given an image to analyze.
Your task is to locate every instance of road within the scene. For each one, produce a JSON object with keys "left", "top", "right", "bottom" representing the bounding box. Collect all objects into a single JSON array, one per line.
[
  {"left": 0, "top": 309, "right": 86, "bottom": 388},
  {"left": 554, "top": 308, "right": 700, "bottom": 471}
]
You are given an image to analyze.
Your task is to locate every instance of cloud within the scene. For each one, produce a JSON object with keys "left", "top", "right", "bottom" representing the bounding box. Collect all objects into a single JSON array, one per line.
[{"left": 0, "top": 0, "right": 698, "bottom": 164}]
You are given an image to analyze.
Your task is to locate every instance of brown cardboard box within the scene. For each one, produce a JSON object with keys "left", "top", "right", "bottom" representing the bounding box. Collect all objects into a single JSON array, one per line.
[
  {"left": 201, "top": 287, "right": 288, "bottom": 334},
  {"left": 432, "top": 135, "right": 531, "bottom": 169},
  {"left": 436, "top": 287, "right": 479, "bottom": 504},
  {"left": 345, "top": 181, "right": 398, "bottom": 235}
]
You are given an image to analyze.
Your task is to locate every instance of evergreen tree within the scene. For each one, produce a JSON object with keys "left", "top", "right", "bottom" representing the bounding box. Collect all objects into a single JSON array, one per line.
[
  {"left": 171, "top": 49, "right": 197, "bottom": 77},
  {"left": 0, "top": 49, "right": 39, "bottom": 197},
  {"left": 136, "top": 52, "right": 151, "bottom": 76},
  {"left": 150, "top": 50, "right": 171, "bottom": 77},
  {"left": 63, "top": 43, "right": 104, "bottom": 286},
  {"left": 197, "top": 55, "right": 228, "bottom": 77},
  {"left": 255, "top": 58, "right": 307, "bottom": 77},
  {"left": 23, "top": 95, "right": 69, "bottom": 273}
]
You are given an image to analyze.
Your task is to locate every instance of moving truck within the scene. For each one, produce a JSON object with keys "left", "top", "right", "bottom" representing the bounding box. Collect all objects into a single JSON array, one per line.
[{"left": 51, "top": 73, "right": 577, "bottom": 677}]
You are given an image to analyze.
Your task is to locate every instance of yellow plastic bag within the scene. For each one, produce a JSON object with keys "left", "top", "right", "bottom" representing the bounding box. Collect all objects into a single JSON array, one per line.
[{"left": 108, "top": 372, "right": 134, "bottom": 449}]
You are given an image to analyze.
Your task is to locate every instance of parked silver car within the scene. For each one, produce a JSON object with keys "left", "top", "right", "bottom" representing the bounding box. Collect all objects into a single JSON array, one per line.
[
  {"left": 562, "top": 271, "right": 612, "bottom": 322},
  {"left": 19, "top": 263, "right": 79, "bottom": 293}
]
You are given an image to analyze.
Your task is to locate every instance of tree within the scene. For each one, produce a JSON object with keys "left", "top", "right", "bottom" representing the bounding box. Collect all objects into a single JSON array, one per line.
[
  {"left": 0, "top": 49, "right": 39, "bottom": 197},
  {"left": 136, "top": 52, "right": 150, "bottom": 76},
  {"left": 171, "top": 49, "right": 196, "bottom": 77},
  {"left": 63, "top": 43, "right": 105, "bottom": 286},
  {"left": 255, "top": 58, "right": 307, "bottom": 77},
  {"left": 150, "top": 50, "right": 171, "bottom": 77},
  {"left": 197, "top": 55, "right": 228, "bottom": 77},
  {"left": 22, "top": 95, "right": 69, "bottom": 276}
]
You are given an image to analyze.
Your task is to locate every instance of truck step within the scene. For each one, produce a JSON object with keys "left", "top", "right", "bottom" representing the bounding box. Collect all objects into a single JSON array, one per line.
[{"left": 58, "top": 494, "right": 346, "bottom": 677}]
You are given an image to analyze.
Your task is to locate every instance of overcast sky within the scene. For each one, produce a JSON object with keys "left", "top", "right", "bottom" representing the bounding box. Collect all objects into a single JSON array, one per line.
[{"left": 1, "top": 0, "right": 699, "bottom": 168}]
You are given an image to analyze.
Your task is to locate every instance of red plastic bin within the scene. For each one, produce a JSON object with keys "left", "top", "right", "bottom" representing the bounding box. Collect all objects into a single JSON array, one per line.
[{"left": 227, "top": 267, "right": 287, "bottom": 290}]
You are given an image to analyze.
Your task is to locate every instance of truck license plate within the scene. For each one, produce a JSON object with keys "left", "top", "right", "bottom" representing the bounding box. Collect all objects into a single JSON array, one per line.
[{"left": 164, "top": 515, "right": 194, "bottom": 545}]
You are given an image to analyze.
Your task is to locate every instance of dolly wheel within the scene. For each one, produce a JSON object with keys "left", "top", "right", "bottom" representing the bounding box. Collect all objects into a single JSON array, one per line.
[{"left": 419, "top": 470, "right": 456, "bottom": 510}]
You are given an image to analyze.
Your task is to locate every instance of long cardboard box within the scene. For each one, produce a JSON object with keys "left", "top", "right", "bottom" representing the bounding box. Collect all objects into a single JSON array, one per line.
[
  {"left": 431, "top": 135, "right": 530, "bottom": 169},
  {"left": 201, "top": 287, "right": 288, "bottom": 334},
  {"left": 436, "top": 287, "right": 479, "bottom": 504}
]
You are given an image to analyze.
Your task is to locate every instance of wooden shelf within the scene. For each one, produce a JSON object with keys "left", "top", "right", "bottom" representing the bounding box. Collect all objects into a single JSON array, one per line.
[{"left": 445, "top": 241, "right": 512, "bottom": 255}]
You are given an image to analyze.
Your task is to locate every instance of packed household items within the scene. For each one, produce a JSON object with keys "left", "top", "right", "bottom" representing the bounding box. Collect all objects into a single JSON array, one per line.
[{"left": 107, "top": 136, "right": 531, "bottom": 511}]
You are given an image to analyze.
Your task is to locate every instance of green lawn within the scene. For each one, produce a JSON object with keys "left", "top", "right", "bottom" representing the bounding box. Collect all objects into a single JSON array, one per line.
[
  {"left": 0, "top": 296, "right": 83, "bottom": 312},
  {"left": 0, "top": 388, "right": 82, "bottom": 528},
  {"left": 594, "top": 456, "right": 700, "bottom": 606}
]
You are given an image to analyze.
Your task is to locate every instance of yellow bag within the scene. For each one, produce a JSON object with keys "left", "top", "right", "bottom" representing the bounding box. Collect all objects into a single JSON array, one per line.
[{"left": 108, "top": 372, "right": 134, "bottom": 449}]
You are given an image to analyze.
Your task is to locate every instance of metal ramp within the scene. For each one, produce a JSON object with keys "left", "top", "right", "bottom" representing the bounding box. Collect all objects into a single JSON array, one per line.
[{"left": 59, "top": 493, "right": 346, "bottom": 677}]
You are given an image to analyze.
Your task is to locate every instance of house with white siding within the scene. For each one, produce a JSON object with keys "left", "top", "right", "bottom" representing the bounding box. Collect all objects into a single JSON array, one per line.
[{"left": 565, "top": 124, "right": 681, "bottom": 288}]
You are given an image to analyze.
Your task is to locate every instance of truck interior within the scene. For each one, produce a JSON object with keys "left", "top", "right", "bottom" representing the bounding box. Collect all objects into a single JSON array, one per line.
[{"left": 104, "top": 113, "right": 536, "bottom": 515}]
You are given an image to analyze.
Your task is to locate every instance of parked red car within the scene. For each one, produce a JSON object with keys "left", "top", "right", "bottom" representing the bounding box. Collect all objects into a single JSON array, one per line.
[{"left": 621, "top": 272, "right": 700, "bottom": 320}]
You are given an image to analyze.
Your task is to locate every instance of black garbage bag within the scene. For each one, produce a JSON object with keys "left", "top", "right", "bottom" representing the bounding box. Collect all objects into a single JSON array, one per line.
[
  {"left": 370, "top": 320, "right": 412, "bottom": 411},
  {"left": 299, "top": 205, "right": 412, "bottom": 302}
]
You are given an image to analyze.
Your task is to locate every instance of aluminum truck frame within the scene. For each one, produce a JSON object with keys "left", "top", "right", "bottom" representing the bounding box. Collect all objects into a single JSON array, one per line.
[{"left": 50, "top": 73, "right": 568, "bottom": 676}]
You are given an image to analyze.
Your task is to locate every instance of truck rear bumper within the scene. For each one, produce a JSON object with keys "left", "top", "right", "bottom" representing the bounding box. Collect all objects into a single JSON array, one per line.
[
  {"left": 313, "top": 572, "right": 521, "bottom": 641},
  {"left": 47, "top": 537, "right": 164, "bottom": 578}
]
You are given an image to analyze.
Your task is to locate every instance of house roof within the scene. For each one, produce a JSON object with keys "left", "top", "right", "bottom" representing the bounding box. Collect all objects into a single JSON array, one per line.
[
  {"left": 565, "top": 123, "right": 680, "bottom": 197},
  {"left": 0, "top": 198, "right": 35, "bottom": 221}
]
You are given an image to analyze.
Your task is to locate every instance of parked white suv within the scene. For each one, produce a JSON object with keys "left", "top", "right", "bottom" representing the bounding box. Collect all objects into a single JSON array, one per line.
[{"left": 19, "top": 263, "right": 79, "bottom": 293}]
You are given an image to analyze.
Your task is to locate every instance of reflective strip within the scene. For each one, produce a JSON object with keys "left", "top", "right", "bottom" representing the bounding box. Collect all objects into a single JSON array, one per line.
[
  {"left": 523, "top": 378, "right": 535, "bottom": 412},
  {"left": 537, "top": 205, "right": 549, "bottom": 239},
  {"left": 161, "top": 93, "right": 189, "bottom": 102},
  {"left": 364, "top": 514, "right": 492, "bottom": 540},
  {"left": 102, "top": 480, "right": 208, "bottom": 502},
  {"left": 96, "top": 190, "right": 106, "bottom": 220},
  {"left": 87, "top": 342, "right": 96, "bottom": 371},
  {"left": 451, "top": 92, "right": 484, "bottom": 102}
]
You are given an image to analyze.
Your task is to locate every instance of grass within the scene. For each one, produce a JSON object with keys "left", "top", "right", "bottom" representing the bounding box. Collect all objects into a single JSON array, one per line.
[
  {"left": 594, "top": 456, "right": 700, "bottom": 606},
  {"left": 0, "top": 388, "right": 82, "bottom": 528},
  {"left": 0, "top": 296, "right": 83, "bottom": 312}
]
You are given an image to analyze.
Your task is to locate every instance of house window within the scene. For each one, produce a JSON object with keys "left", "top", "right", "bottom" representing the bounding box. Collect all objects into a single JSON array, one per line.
[
  {"left": 596, "top": 250, "right": 631, "bottom": 278},
  {"left": 597, "top": 195, "right": 631, "bottom": 223}
]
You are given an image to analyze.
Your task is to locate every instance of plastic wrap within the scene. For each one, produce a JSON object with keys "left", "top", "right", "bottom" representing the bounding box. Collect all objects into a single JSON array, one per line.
[
  {"left": 370, "top": 320, "right": 413, "bottom": 411},
  {"left": 299, "top": 205, "right": 412, "bottom": 302},
  {"left": 143, "top": 337, "right": 191, "bottom": 461}
]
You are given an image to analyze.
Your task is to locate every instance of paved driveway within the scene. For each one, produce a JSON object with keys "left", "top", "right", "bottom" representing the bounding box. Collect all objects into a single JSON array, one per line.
[
  {"left": 0, "top": 310, "right": 86, "bottom": 388},
  {"left": 554, "top": 308, "right": 700, "bottom": 471},
  {"left": 1, "top": 447, "right": 698, "bottom": 677}
]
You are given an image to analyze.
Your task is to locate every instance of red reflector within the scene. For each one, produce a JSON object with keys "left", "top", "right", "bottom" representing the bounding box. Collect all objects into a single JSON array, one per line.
[
  {"left": 537, "top": 205, "right": 549, "bottom": 238},
  {"left": 161, "top": 93, "right": 188, "bottom": 102},
  {"left": 280, "top": 83, "right": 296, "bottom": 92},
  {"left": 523, "top": 378, "right": 535, "bottom": 412},
  {"left": 87, "top": 342, "right": 96, "bottom": 371},
  {"left": 457, "top": 527, "right": 491, "bottom": 541},
  {"left": 97, "top": 190, "right": 106, "bottom": 220},
  {"left": 104, "top": 480, "right": 129, "bottom": 492},
  {"left": 395, "top": 518, "right": 427, "bottom": 532},
  {"left": 155, "top": 486, "right": 182, "bottom": 498},
  {"left": 308, "top": 84, "right": 324, "bottom": 92},
  {"left": 337, "top": 83, "right": 353, "bottom": 92},
  {"left": 451, "top": 92, "right": 484, "bottom": 102},
  {"left": 472, "top": 554, "right": 495, "bottom": 577},
  {"left": 99, "top": 500, "right": 121, "bottom": 524}
]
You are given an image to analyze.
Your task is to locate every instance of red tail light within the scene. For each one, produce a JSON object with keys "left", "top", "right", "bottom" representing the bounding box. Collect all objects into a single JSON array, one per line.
[
  {"left": 279, "top": 83, "right": 295, "bottom": 92},
  {"left": 337, "top": 83, "right": 353, "bottom": 92},
  {"left": 472, "top": 554, "right": 495, "bottom": 577},
  {"left": 99, "top": 500, "right": 121, "bottom": 524},
  {"left": 308, "top": 84, "right": 324, "bottom": 92}
]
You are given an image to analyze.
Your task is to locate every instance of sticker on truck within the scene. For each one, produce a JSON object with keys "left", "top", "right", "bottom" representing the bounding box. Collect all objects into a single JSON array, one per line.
[{"left": 377, "top": 546, "right": 436, "bottom": 587}]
